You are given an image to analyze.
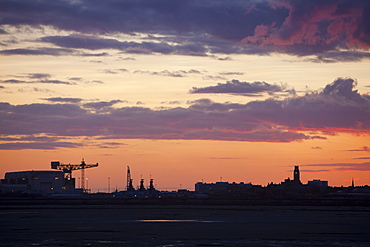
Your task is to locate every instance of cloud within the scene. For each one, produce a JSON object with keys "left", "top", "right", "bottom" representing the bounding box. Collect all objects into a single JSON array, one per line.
[
  {"left": 219, "top": 72, "right": 244, "bottom": 76},
  {"left": 101, "top": 69, "right": 118, "bottom": 74},
  {"left": 354, "top": 157, "right": 370, "bottom": 160},
  {"left": 1, "top": 79, "right": 72, "bottom": 85},
  {"left": 134, "top": 69, "right": 202, "bottom": 78},
  {"left": 311, "top": 146, "right": 322, "bottom": 150},
  {"left": 1, "top": 0, "right": 368, "bottom": 61},
  {"left": 304, "top": 51, "right": 370, "bottom": 63},
  {"left": 0, "top": 141, "right": 83, "bottom": 150},
  {"left": 161, "top": 101, "right": 182, "bottom": 105},
  {"left": 118, "top": 57, "right": 136, "bottom": 61},
  {"left": 242, "top": 0, "right": 370, "bottom": 50},
  {"left": 0, "top": 135, "right": 59, "bottom": 142},
  {"left": 0, "top": 101, "right": 315, "bottom": 144},
  {"left": 348, "top": 146, "right": 370, "bottom": 152},
  {"left": 303, "top": 162, "right": 370, "bottom": 172},
  {"left": 18, "top": 87, "right": 54, "bottom": 93},
  {"left": 0, "top": 135, "right": 84, "bottom": 150},
  {"left": 1, "top": 73, "right": 74, "bottom": 85},
  {"left": 83, "top": 100, "right": 123, "bottom": 109},
  {"left": 40, "top": 35, "right": 208, "bottom": 56},
  {"left": 190, "top": 80, "right": 288, "bottom": 96},
  {"left": 98, "top": 142, "right": 126, "bottom": 149},
  {"left": 0, "top": 78, "right": 368, "bottom": 149},
  {"left": 1, "top": 79, "right": 26, "bottom": 84},
  {"left": 0, "top": 47, "right": 74, "bottom": 56},
  {"left": 43, "top": 97, "right": 83, "bottom": 104}
]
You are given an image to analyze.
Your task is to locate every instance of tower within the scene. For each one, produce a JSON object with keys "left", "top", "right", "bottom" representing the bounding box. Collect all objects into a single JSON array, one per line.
[
  {"left": 149, "top": 178, "right": 155, "bottom": 191},
  {"left": 293, "top": 166, "right": 300, "bottom": 183},
  {"left": 126, "top": 166, "right": 135, "bottom": 191},
  {"left": 139, "top": 178, "right": 146, "bottom": 191}
]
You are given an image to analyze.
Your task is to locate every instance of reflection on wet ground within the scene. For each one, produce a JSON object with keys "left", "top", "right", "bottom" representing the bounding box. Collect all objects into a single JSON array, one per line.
[
  {"left": 136, "top": 219, "right": 219, "bottom": 223},
  {"left": 1, "top": 205, "right": 370, "bottom": 247},
  {"left": 4, "top": 239, "right": 370, "bottom": 247}
]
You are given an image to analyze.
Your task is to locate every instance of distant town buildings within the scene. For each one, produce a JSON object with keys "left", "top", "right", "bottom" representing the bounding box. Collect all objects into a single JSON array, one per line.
[
  {"left": 195, "top": 181, "right": 257, "bottom": 194},
  {"left": 1, "top": 164, "right": 369, "bottom": 202},
  {"left": 307, "top": 179, "right": 328, "bottom": 187}
]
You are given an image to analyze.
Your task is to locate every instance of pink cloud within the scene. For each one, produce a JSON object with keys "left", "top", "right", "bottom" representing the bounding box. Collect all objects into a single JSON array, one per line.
[{"left": 242, "top": 1, "right": 368, "bottom": 49}]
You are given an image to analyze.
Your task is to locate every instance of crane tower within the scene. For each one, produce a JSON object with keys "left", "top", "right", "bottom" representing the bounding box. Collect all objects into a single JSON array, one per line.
[
  {"left": 51, "top": 159, "right": 98, "bottom": 192},
  {"left": 126, "top": 166, "right": 135, "bottom": 191}
]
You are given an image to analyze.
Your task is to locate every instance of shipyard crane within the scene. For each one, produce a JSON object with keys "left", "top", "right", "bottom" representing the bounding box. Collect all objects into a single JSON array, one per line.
[
  {"left": 51, "top": 159, "right": 98, "bottom": 192},
  {"left": 126, "top": 166, "right": 135, "bottom": 191}
]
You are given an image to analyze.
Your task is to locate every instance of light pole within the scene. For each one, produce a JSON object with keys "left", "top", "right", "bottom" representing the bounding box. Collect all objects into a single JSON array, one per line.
[{"left": 108, "top": 177, "right": 110, "bottom": 193}]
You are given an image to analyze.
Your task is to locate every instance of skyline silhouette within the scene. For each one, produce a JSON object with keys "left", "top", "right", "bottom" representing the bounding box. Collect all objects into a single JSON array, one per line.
[{"left": 0, "top": 0, "right": 369, "bottom": 191}]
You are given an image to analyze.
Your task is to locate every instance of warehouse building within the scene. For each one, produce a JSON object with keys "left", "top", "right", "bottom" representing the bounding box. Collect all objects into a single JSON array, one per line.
[{"left": 0, "top": 170, "right": 64, "bottom": 195}]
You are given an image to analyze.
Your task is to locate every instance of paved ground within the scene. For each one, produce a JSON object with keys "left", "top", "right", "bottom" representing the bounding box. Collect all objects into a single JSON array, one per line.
[{"left": 1, "top": 205, "right": 370, "bottom": 246}]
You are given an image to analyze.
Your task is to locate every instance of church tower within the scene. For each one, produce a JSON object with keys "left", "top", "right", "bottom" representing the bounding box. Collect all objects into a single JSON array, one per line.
[{"left": 293, "top": 166, "right": 300, "bottom": 183}]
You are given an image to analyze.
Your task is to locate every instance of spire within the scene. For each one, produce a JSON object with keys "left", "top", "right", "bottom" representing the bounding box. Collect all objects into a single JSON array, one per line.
[{"left": 351, "top": 178, "right": 354, "bottom": 187}]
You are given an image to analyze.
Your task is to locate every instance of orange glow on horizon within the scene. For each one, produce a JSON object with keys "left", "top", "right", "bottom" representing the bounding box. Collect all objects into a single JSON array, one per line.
[{"left": 1, "top": 133, "right": 369, "bottom": 192}]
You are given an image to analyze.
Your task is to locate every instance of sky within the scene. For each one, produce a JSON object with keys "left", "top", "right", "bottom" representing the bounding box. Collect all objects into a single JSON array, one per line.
[{"left": 0, "top": 0, "right": 370, "bottom": 192}]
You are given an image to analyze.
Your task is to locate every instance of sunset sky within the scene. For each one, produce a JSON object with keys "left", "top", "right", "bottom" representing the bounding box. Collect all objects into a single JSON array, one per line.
[{"left": 1, "top": 0, "right": 370, "bottom": 192}]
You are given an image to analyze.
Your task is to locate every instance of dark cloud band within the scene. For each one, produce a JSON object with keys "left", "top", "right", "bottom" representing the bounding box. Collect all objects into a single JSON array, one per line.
[
  {"left": 0, "top": 78, "right": 368, "bottom": 150},
  {"left": 1, "top": 0, "right": 369, "bottom": 61}
]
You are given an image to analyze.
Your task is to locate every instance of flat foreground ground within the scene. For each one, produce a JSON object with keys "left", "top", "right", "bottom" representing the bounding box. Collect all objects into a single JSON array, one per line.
[{"left": 1, "top": 205, "right": 370, "bottom": 246}]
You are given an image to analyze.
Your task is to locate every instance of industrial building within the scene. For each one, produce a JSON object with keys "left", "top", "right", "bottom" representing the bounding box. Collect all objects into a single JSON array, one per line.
[
  {"left": 0, "top": 170, "right": 64, "bottom": 195},
  {"left": 307, "top": 179, "right": 328, "bottom": 187},
  {"left": 0, "top": 159, "right": 99, "bottom": 196},
  {"left": 195, "top": 181, "right": 255, "bottom": 194}
]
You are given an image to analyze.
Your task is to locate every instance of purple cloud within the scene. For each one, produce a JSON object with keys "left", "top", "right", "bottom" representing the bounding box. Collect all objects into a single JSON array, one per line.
[
  {"left": 190, "top": 80, "right": 287, "bottom": 96},
  {"left": 1, "top": 73, "right": 75, "bottom": 85},
  {"left": 43, "top": 97, "right": 83, "bottom": 104},
  {"left": 0, "top": 47, "right": 74, "bottom": 56},
  {"left": 0, "top": 0, "right": 368, "bottom": 61},
  {"left": 0, "top": 141, "right": 84, "bottom": 150},
  {"left": 134, "top": 69, "right": 202, "bottom": 78},
  {"left": 348, "top": 146, "right": 370, "bottom": 152},
  {"left": 303, "top": 162, "right": 370, "bottom": 172},
  {"left": 83, "top": 100, "right": 123, "bottom": 109},
  {"left": 27, "top": 73, "right": 50, "bottom": 79},
  {"left": 0, "top": 78, "right": 368, "bottom": 149},
  {"left": 0, "top": 134, "right": 84, "bottom": 150},
  {"left": 242, "top": 0, "right": 370, "bottom": 53},
  {"left": 40, "top": 35, "right": 208, "bottom": 56}
]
